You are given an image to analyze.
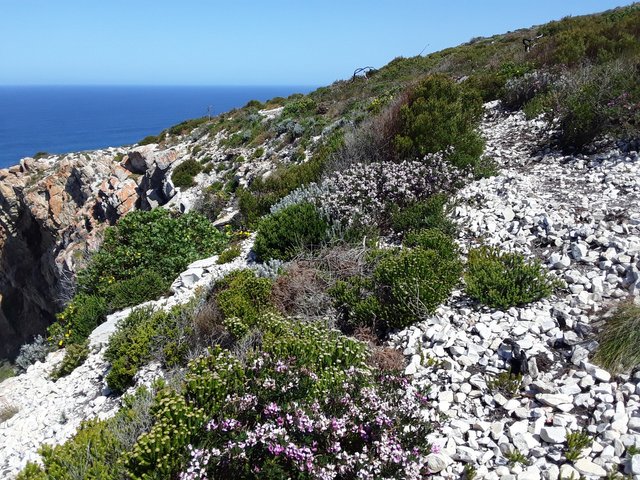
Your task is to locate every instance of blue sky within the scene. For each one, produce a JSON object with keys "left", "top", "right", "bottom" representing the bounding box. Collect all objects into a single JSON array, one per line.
[{"left": 0, "top": 0, "right": 634, "bottom": 86}]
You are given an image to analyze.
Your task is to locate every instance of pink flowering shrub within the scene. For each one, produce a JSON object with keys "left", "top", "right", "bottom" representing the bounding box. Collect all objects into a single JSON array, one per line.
[{"left": 178, "top": 354, "right": 433, "bottom": 480}]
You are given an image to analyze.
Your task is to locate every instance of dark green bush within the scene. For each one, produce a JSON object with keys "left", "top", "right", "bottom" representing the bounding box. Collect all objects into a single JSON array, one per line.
[
  {"left": 332, "top": 235, "right": 462, "bottom": 332},
  {"left": 48, "top": 294, "right": 108, "bottom": 347},
  {"left": 104, "top": 270, "right": 167, "bottom": 311},
  {"left": 282, "top": 97, "right": 317, "bottom": 118},
  {"left": 214, "top": 269, "right": 273, "bottom": 337},
  {"left": 390, "top": 193, "right": 455, "bottom": 236},
  {"left": 171, "top": 159, "right": 203, "bottom": 189},
  {"left": 216, "top": 245, "right": 241, "bottom": 264},
  {"left": 78, "top": 209, "right": 226, "bottom": 298},
  {"left": 51, "top": 340, "right": 89, "bottom": 380},
  {"left": 253, "top": 202, "right": 329, "bottom": 261},
  {"left": 138, "top": 135, "right": 159, "bottom": 146},
  {"left": 167, "top": 117, "right": 208, "bottom": 136},
  {"left": 373, "top": 245, "right": 462, "bottom": 328},
  {"left": 395, "top": 75, "right": 484, "bottom": 169},
  {"left": 465, "top": 246, "right": 558, "bottom": 309}
]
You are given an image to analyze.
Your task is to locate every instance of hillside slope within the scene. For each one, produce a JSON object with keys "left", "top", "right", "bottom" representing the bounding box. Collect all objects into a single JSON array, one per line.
[{"left": 1, "top": 3, "right": 640, "bottom": 480}]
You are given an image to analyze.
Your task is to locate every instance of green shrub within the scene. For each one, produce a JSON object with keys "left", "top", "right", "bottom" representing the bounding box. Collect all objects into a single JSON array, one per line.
[
  {"left": 282, "top": 97, "right": 317, "bottom": 118},
  {"left": 403, "top": 228, "right": 459, "bottom": 259},
  {"left": 48, "top": 294, "right": 108, "bottom": 347},
  {"left": 78, "top": 209, "right": 226, "bottom": 299},
  {"left": 332, "top": 236, "right": 462, "bottom": 331},
  {"left": 373, "top": 245, "right": 462, "bottom": 328},
  {"left": 214, "top": 269, "right": 273, "bottom": 337},
  {"left": 253, "top": 202, "right": 329, "bottom": 261},
  {"left": 51, "top": 341, "right": 89, "bottom": 380},
  {"left": 594, "top": 301, "right": 640, "bottom": 374},
  {"left": 105, "top": 305, "right": 192, "bottom": 393},
  {"left": 138, "top": 135, "right": 159, "bottom": 146},
  {"left": 390, "top": 193, "right": 455, "bottom": 236},
  {"left": 216, "top": 245, "right": 241, "bottom": 264},
  {"left": 104, "top": 270, "right": 167, "bottom": 311},
  {"left": 171, "top": 159, "right": 203, "bottom": 189},
  {"left": 395, "top": 75, "right": 484, "bottom": 169},
  {"left": 167, "top": 117, "right": 208, "bottom": 136},
  {"left": 251, "top": 147, "right": 265, "bottom": 159},
  {"left": 551, "top": 60, "right": 640, "bottom": 149},
  {"left": 465, "top": 246, "right": 558, "bottom": 309}
]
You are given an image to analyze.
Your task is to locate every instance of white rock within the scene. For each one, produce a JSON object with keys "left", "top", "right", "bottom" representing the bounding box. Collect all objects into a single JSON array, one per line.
[
  {"left": 540, "top": 427, "right": 566, "bottom": 444},
  {"left": 573, "top": 458, "right": 607, "bottom": 477}
]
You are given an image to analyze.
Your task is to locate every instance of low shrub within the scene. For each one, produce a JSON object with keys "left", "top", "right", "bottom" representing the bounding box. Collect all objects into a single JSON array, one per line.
[
  {"left": 273, "top": 156, "right": 461, "bottom": 228},
  {"left": 213, "top": 269, "right": 273, "bottom": 337},
  {"left": 15, "top": 335, "right": 51, "bottom": 373},
  {"left": 138, "top": 135, "right": 159, "bottom": 146},
  {"left": 465, "top": 246, "right": 558, "bottom": 309},
  {"left": 270, "top": 261, "right": 332, "bottom": 318},
  {"left": 171, "top": 159, "right": 203, "bottom": 189},
  {"left": 237, "top": 132, "right": 343, "bottom": 226},
  {"left": 48, "top": 294, "right": 108, "bottom": 347},
  {"left": 216, "top": 245, "right": 241, "bottom": 264},
  {"left": 594, "top": 301, "right": 640, "bottom": 374},
  {"left": 0, "top": 361, "right": 15, "bottom": 383},
  {"left": 194, "top": 188, "right": 228, "bottom": 222},
  {"left": 373, "top": 244, "right": 462, "bottom": 329},
  {"left": 173, "top": 351, "right": 432, "bottom": 479},
  {"left": 254, "top": 202, "right": 329, "bottom": 261},
  {"left": 51, "top": 340, "right": 89, "bottom": 380},
  {"left": 549, "top": 60, "right": 640, "bottom": 150},
  {"left": 390, "top": 193, "right": 456, "bottom": 236},
  {"left": 104, "top": 270, "right": 167, "bottom": 311},
  {"left": 105, "top": 305, "right": 192, "bottom": 393},
  {"left": 332, "top": 235, "right": 462, "bottom": 332}
]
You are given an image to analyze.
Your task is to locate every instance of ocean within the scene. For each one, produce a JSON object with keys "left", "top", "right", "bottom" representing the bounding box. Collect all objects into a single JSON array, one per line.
[{"left": 0, "top": 85, "right": 314, "bottom": 168}]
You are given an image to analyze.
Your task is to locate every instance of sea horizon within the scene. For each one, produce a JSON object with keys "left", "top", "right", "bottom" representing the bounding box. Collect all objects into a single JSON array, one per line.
[{"left": 0, "top": 85, "right": 316, "bottom": 168}]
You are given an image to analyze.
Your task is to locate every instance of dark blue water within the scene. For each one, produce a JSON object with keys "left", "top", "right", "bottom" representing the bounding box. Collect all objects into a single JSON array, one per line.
[{"left": 0, "top": 86, "right": 314, "bottom": 168}]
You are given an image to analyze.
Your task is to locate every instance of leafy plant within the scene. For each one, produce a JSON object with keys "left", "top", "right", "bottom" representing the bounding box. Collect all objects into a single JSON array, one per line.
[
  {"left": 395, "top": 75, "right": 484, "bottom": 169},
  {"left": 78, "top": 209, "right": 226, "bottom": 299},
  {"left": 465, "top": 246, "right": 559, "bottom": 309},
  {"left": 487, "top": 372, "right": 523, "bottom": 398},
  {"left": 565, "top": 430, "right": 592, "bottom": 462},
  {"left": 51, "top": 341, "right": 90, "bottom": 380},
  {"left": 171, "top": 159, "right": 203, "bottom": 189},
  {"left": 48, "top": 294, "right": 108, "bottom": 347},
  {"left": 505, "top": 448, "right": 530, "bottom": 466},
  {"left": 594, "top": 301, "right": 640, "bottom": 374},
  {"left": 216, "top": 245, "right": 241, "bottom": 264},
  {"left": 332, "top": 235, "right": 462, "bottom": 332},
  {"left": 214, "top": 269, "right": 273, "bottom": 337},
  {"left": 254, "top": 202, "right": 329, "bottom": 261},
  {"left": 105, "top": 305, "right": 192, "bottom": 393},
  {"left": 390, "top": 193, "right": 456, "bottom": 236}
]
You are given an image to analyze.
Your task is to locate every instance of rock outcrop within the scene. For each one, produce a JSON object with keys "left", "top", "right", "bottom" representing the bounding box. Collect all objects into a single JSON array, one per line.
[{"left": 0, "top": 145, "right": 182, "bottom": 359}]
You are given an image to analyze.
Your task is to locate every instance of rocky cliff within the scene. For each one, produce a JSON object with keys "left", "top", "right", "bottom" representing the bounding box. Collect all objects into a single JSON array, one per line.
[{"left": 0, "top": 146, "right": 173, "bottom": 359}]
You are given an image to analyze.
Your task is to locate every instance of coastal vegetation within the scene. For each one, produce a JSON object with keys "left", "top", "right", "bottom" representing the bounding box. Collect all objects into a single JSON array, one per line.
[{"left": 10, "top": 3, "right": 640, "bottom": 479}]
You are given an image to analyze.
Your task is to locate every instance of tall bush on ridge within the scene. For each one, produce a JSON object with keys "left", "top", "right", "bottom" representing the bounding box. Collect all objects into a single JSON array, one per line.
[{"left": 395, "top": 75, "right": 484, "bottom": 169}]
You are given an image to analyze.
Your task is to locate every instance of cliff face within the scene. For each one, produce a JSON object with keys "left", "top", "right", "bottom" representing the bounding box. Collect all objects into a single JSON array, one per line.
[{"left": 0, "top": 146, "right": 179, "bottom": 359}]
